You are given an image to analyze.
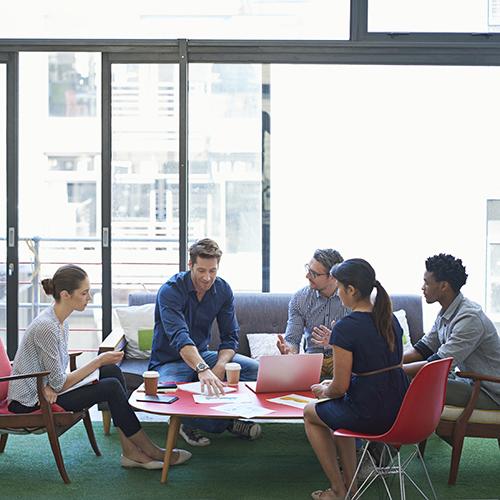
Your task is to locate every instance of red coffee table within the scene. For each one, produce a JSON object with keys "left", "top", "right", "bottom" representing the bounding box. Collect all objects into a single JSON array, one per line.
[{"left": 129, "top": 382, "right": 314, "bottom": 483}]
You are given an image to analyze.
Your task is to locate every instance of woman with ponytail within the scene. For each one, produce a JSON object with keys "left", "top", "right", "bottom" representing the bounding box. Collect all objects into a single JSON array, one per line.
[
  {"left": 304, "top": 258, "right": 409, "bottom": 500},
  {"left": 8, "top": 265, "right": 191, "bottom": 469}
]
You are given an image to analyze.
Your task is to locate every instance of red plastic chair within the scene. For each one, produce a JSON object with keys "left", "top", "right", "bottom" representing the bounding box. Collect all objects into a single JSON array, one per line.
[{"left": 334, "top": 357, "right": 453, "bottom": 500}]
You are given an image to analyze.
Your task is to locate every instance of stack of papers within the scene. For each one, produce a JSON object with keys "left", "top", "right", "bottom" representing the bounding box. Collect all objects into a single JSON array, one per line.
[
  {"left": 267, "top": 394, "right": 316, "bottom": 409},
  {"left": 211, "top": 403, "right": 275, "bottom": 419},
  {"left": 192, "top": 393, "right": 251, "bottom": 404},
  {"left": 178, "top": 381, "right": 236, "bottom": 395}
]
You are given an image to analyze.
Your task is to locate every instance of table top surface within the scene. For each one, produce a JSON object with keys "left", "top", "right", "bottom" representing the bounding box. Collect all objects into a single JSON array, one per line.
[{"left": 129, "top": 382, "right": 314, "bottom": 419}]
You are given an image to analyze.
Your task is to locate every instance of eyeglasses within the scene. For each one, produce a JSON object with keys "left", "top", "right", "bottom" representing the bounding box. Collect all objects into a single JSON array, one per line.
[{"left": 304, "top": 264, "right": 329, "bottom": 279}]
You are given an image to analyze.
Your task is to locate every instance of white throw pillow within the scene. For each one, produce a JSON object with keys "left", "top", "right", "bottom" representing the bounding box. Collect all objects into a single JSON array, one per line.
[
  {"left": 115, "top": 303, "right": 155, "bottom": 359},
  {"left": 247, "top": 333, "right": 305, "bottom": 360},
  {"left": 393, "top": 309, "right": 412, "bottom": 349},
  {"left": 247, "top": 333, "right": 282, "bottom": 359}
]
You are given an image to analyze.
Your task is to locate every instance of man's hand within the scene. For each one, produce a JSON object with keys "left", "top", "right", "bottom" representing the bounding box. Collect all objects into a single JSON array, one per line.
[
  {"left": 43, "top": 384, "right": 58, "bottom": 404},
  {"left": 198, "top": 369, "right": 225, "bottom": 397},
  {"left": 97, "top": 351, "right": 124, "bottom": 367},
  {"left": 276, "top": 334, "right": 291, "bottom": 355},
  {"left": 311, "top": 325, "right": 332, "bottom": 347}
]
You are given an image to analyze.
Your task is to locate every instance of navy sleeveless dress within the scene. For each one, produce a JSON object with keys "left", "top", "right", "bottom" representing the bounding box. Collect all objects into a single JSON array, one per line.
[{"left": 315, "top": 312, "right": 410, "bottom": 435}]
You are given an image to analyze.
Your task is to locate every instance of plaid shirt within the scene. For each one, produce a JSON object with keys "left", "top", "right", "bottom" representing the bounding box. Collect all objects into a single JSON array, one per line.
[{"left": 284, "top": 286, "right": 349, "bottom": 355}]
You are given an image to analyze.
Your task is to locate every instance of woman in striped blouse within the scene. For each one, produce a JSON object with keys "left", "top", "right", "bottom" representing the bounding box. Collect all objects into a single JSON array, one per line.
[{"left": 8, "top": 264, "right": 191, "bottom": 470}]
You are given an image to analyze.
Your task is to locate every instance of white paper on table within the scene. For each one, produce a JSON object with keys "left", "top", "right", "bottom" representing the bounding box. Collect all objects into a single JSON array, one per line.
[
  {"left": 267, "top": 394, "right": 317, "bottom": 409},
  {"left": 178, "top": 381, "right": 236, "bottom": 395},
  {"left": 192, "top": 393, "right": 252, "bottom": 404},
  {"left": 210, "top": 403, "right": 275, "bottom": 419}
]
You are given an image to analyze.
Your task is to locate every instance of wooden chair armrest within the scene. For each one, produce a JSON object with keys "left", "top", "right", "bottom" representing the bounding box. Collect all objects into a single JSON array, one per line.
[
  {"left": 456, "top": 371, "right": 500, "bottom": 384},
  {"left": 99, "top": 328, "right": 127, "bottom": 353},
  {"left": 0, "top": 371, "right": 50, "bottom": 383},
  {"left": 69, "top": 351, "right": 83, "bottom": 372}
]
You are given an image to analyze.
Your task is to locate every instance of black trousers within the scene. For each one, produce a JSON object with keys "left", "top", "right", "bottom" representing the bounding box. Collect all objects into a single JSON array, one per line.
[{"left": 9, "top": 364, "right": 141, "bottom": 437}]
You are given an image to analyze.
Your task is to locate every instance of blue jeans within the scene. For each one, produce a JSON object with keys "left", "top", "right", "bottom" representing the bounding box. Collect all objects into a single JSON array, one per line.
[{"left": 155, "top": 351, "right": 259, "bottom": 434}]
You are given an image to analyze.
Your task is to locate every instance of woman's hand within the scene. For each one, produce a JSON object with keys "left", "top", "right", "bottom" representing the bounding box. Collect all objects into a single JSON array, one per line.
[
  {"left": 311, "top": 383, "right": 328, "bottom": 399},
  {"left": 97, "top": 351, "right": 124, "bottom": 367},
  {"left": 43, "top": 384, "right": 58, "bottom": 404}
]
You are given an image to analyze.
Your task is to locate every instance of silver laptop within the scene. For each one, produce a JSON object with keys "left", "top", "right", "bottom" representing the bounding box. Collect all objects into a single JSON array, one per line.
[{"left": 246, "top": 353, "right": 323, "bottom": 393}]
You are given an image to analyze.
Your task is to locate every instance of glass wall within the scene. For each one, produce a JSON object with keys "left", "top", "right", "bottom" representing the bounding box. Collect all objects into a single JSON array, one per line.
[
  {"left": 1, "top": 0, "right": 350, "bottom": 40},
  {"left": 368, "top": 0, "right": 499, "bottom": 33},
  {"left": 271, "top": 64, "right": 500, "bottom": 328},
  {"left": 111, "top": 64, "right": 179, "bottom": 306},
  {"left": 0, "top": 65, "right": 5, "bottom": 345},
  {"left": 487, "top": 200, "right": 500, "bottom": 331},
  {"left": 19, "top": 53, "right": 101, "bottom": 361},
  {"left": 189, "top": 64, "right": 262, "bottom": 291}
]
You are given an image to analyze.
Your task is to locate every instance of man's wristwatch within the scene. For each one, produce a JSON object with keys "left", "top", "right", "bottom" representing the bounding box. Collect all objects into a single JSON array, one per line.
[{"left": 195, "top": 361, "right": 210, "bottom": 373}]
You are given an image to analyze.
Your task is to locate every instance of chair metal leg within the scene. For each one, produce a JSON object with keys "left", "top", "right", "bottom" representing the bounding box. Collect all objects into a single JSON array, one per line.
[
  {"left": 0, "top": 434, "right": 7, "bottom": 452},
  {"left": 83, "top": 410, "right": 101, "bottom": 456},
  {"left": 398, "top": 451, "right": 405, "bottom": 500},
  {"left": 415, "top": 444, "right": 437, "bottom": 500},
  {"left": 102, "top": 410, "right": 112, "bottom": 436}
]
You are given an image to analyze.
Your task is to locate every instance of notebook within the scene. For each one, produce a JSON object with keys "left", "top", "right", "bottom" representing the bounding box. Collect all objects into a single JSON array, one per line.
[{"left": 246, "top": 353, "right": 323, "bottom": 393}]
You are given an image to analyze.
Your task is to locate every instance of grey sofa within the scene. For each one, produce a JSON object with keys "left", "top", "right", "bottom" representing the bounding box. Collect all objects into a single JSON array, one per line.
[{"left": 99, "top": 291, "right": 423, "bottom": 433}]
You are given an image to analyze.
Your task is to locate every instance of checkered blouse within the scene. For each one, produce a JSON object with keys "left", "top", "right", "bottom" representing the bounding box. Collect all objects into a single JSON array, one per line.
[{"left": 8, "top": 306, "right": 69, "bottom": 407}]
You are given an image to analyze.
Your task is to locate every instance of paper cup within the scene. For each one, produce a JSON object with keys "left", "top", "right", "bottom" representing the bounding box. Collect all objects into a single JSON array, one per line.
[
  {"left": 225, "top": 362, "right": 241, "bottom": 386},
  {"left": 143, "top": 370, "right": 160, "bottom": 396}
]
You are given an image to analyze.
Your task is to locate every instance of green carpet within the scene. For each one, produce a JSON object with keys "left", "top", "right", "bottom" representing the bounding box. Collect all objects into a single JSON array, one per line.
[{"left": 0, "top": 422, "right": 499, "bottom": 499}]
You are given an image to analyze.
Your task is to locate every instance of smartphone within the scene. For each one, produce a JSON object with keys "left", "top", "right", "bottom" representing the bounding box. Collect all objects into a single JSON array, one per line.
[
  {"left": 136, "top": 395, "right": 179, "bottom": 404},
  {"left": 158, "top": 381, "right": 178, "bottom": 389}
]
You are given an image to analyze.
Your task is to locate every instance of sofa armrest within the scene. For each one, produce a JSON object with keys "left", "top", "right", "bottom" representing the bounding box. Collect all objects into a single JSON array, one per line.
[{"left": 99, "top": 328, "right": 127, "bottom": 353}]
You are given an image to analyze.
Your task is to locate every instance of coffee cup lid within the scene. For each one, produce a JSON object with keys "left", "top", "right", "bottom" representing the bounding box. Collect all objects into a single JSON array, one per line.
[
  {"left": 143, "top": 370, "right": 160, "bottom": 377},
  {"left": 225, "top": 362, "right": 241, "bottom": 369}
]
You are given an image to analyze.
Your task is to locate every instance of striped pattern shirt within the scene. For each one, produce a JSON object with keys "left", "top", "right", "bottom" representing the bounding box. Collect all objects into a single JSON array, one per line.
[
  {"left": 284, "top": 286, "right": 350, "bottom": 354},
  {"left": 8, "top": 306, "right": 69, "bottom": 407}
]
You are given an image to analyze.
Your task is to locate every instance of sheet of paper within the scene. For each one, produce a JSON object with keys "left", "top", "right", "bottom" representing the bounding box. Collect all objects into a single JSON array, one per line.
[
  {"left": 192, "top": 393, "right": 252, "bottom": 404},
  {"left": 267, "top": 393, "right": 316, "bottom": 409},
  {"left": 178, "top": 381, "right": 236, "bottom": 395},
  {"left": 210, "top": 403, "right": 275, "bottom": 419},
  {"left": 59, "top": 369, "right": 99, "bottom": 395}
]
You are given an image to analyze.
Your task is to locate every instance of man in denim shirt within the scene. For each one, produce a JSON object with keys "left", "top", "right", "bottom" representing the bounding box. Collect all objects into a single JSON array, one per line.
[
  {"left": 404, "top": 253, "right": 500, "bottom": 409},
  {"left": 149, "top": 238, "right": 261, "bottom": 446}
]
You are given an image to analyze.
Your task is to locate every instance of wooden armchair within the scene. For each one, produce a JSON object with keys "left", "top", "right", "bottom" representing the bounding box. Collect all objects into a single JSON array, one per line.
[
  {"left": 434, "top": 371, "right": 500, "bottom": 485},
  {"left": 0, "top": 340, "right": 101, "bottom": 483}
]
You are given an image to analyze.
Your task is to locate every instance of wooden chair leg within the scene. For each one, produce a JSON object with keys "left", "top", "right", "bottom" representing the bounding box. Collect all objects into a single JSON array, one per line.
[
  {"left": 102, "top": 409, "right": 112, "bottom": 436},
  {"left": 83, "top": 411, "right": 101, "bottom": 456},
  {"left": 448, "top": 433, "right": 466, "bottom": 485},
  {"left": 0, "top": 434, "right": 8, "bottom": 452},
  {"left": 45, "top": 422, "right": 71, "bottom": 484}
]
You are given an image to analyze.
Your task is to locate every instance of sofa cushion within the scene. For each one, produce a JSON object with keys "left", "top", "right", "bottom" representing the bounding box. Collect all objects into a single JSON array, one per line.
[
  {"left": 115, "top": 304, "right": 155, "bottom": 360},
  {"left": 247, "top": 333, "right": 306, "bottom": 359},
  {"left": 393, "top": 309, "right": 411, "bottom": 349},
  {"left": 441, "top": 405, "right": 500, "bottom": 425}
]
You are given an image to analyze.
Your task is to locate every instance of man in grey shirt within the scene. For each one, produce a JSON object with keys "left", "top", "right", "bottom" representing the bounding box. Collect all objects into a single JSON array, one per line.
[
  {"left": 404, "top": 253, "right": 500, "bottom": 409},
  {"left": 277, "top": 248, "right": 349, "bottom": 378}
]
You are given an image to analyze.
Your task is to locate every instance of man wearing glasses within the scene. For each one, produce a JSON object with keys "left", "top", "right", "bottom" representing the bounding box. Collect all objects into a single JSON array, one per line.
[{"left": 277, "top": 248, "right": 349, "bottom": 377}]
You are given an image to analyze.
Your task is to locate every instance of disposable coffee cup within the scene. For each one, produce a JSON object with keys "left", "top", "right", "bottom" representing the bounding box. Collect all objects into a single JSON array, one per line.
[
  {"left": 143, "top": 370, "right": 160, "bottom": 396},
  {"left": 225, "top": 362, "right": 241, "bottom": 386}
]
